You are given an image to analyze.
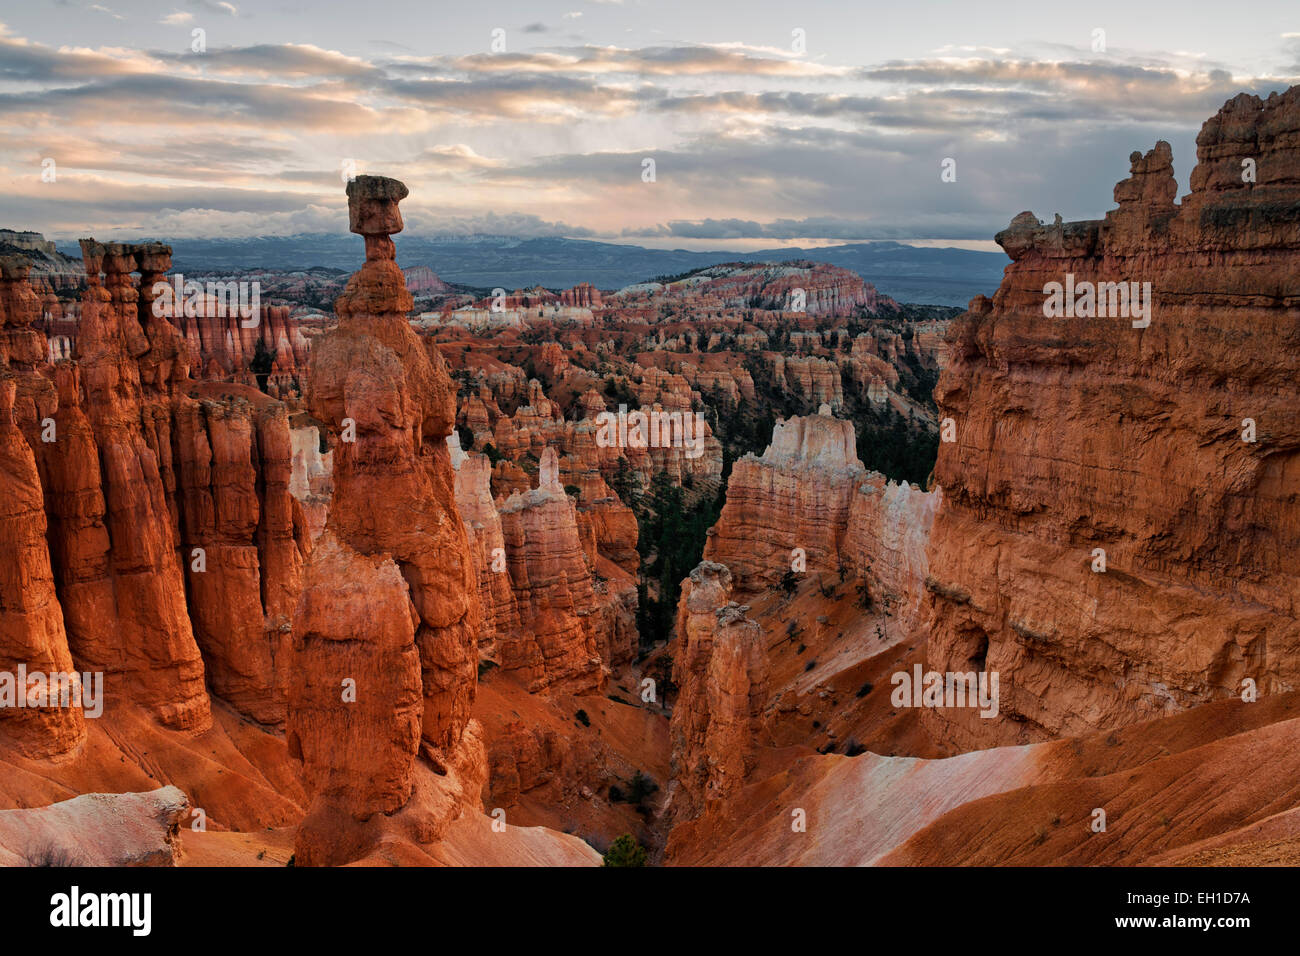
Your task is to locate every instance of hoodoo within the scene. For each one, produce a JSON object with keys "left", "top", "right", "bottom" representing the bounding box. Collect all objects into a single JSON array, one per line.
[{"left": 289, "top": 176, "right": 483, "bottom": 865}]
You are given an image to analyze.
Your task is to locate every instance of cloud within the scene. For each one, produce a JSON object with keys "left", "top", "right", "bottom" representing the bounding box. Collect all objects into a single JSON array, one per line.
[
  {"left": 156, "top": 43, "right": 381, "bottom": 78},
  {"left": 190, "top": 0, "right": 238, "bottom": 16},
  {"left": 0, "top": 73, "right": 400, "bottom": 130},
  {"left": 401, "top": 210, "right": 597, "bottom": 237},
  {"left": 0, "top": 23, "right": 1293, "bottom": 244},
  {"left": 160, "top": 11, "right": 194, "bottom": 25},
  {"left": 446, "top": 44, "right": 846, "bottom": 77},
  {"left": 381, "top": 72, "right": 648, "bottom": 119}
]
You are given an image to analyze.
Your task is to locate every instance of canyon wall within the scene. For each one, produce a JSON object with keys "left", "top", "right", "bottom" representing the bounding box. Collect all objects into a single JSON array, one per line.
[
  {"left": 923, "top": 88, "right": 1300, "bottom": 749},
  {"left": 0, "top": 234, "right": 319, "bottom": 757},
  {"left": 0, "top": 235, "right": 316, "bottom": 764}
]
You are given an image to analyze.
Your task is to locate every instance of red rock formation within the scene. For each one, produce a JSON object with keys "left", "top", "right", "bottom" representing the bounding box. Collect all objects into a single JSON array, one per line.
[
  {"left": 0, "top": 230, "right": 82, "bottom": 291},
  {"left": 291, "top": 533, "right": 424, "bottom": 825},
  {"left": 176, "top": 302, "right": 311, "bottom": 399},
  {"left": 289, "top": 175, "right": 481, "bottom": 864},
  {"left": 289, "top": 421, "right": 332, "bottom": 541},
  {"left": 668, "top": 561, "right": 768, "bottom": 823},
  {"left": 559, "top": 282, "right": 602, "bottom": 308},
  {"left": 705, "top": 407, "right": 940, "bottom": 639},
  {"left": 450, "top": 446, "right": 520, "bottom": 665},
  {"left": 535, "top": 342, "right": 570, "bottom": 381},
  {"left": 923, "top": 88, "right": 1300, "bottom": 750},
  {"left": 768, "top": 353, "right": 844, "bottom": 409},
  {"left": 842, "top": 477, "right": 942, "bottom": 635},
  {"left": 9, "top": 241, "right": 313, "bottom": 737},
  {"left": 611, "top": 261, "right": 897, "bottom": 317},
  {"left": 0, "top": 370, "right": 84, "bottom": 758},
  {"left": 494, "top": 448, "right": 604, "bottom": 693},
  {"left": 43, "top": 241, "right": 211, "bottom": 732},
  {"left": 174, "top": 383, "right": 308, "bottom": 726},
  {"left": 559, "top": 454, "right": 639, "bottom": 578},
  {"left": 402, "top": 264, "right": 451, "bottom": 295},
  {"left": 705, "top": 408, "right": 866, "bottom": 591}
]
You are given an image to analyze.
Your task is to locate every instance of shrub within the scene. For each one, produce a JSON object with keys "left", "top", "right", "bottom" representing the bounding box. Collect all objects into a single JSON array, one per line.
[
  {"left": 455, "top": 423, "right": 474, "bottom": 452},
  {"left": 628, "top": 771, "right": 658, "bottom": 806},
  {"left": 602, "top": 834, "right": 648, "bottom": 867},
  {"left": 24, "top": 843, "right": 84, "bottom": 867}
]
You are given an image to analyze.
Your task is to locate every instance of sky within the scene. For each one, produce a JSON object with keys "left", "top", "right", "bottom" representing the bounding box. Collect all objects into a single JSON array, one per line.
[{"left": 1, "top": 0, "right": 1297, "bottom": 251}]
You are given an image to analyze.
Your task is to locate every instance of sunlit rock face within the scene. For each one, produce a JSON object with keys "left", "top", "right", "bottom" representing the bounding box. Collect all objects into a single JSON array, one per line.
[{"left": 923, "top": 89, "right": 1300, "bottom": 749}]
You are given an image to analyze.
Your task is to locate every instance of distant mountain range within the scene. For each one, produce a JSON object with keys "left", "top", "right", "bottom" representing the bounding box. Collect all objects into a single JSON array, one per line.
[{"left": 51, "top": 234, "right": 1008, "bottom": 307}]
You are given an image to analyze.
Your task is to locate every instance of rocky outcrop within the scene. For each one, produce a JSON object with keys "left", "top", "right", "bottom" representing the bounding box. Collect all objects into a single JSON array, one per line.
[
  {"left": 668, "top": 562, "right": 768, "bottom": 823},
  {"left": 562, "top": 405, "right": 723, "bottom": 504},
  {"left": 289, "top": 175, "right": 482, "bottom": 865},
  {"left": 559, "top": 282, "right": 603, "bottom": 308},
  {"left": 614, "top": 261, "right": 897, "bottom": 317},
  {"left": 705, "top": 406, "right": 940, "bottom": 636},
  {"left": 0, "top": 230, "right": 82, "bottom": 291},
  {"left": 0, "top": 372, "right": 84, "bottom": 758},
  {"left": 176, "top": 302, "right": 312, "bottom": 399},
  {"left": 174, "top": 382, "right": 308, "bottom": 727},
  {"left": 0, "top": 236, "right": 317, "bottom": 755},
  {"left": 452, "top": 437, "right": 638, "bottom": 684},
  {"left": 39, "top": 242, "right": 213, "bottom": 734},
  {"left": 923, "top": 88, "right": 1300, "bottom": 750},
  {"left": 0, "top": 786, "right": 189, "bottom": 866},
  {"left": 290, "top": 533, "right": 425, "bottom": 826},
  {"left": 705, "top": 408, "right": 866, "bottom": 590},
  {"left": 559, "top": 454, "right": 639, "bottom": 578},
  {"left": 289, "top": 422, "right": 332, "bottom": 541},
  {"left": 843, "top": 477, "right": 943, "bottom": 635},
  {"left": 402, "top": 265, "right": 450, "bottom": 295},
  {"left": 769, "top": 354, "right": 844, "bottom": 409},
  {"left": 451, "top": 447, "right": 520, "bottom": 664},
  {"left": 494, "top": 448, "right": 604, "bottom": 693}
]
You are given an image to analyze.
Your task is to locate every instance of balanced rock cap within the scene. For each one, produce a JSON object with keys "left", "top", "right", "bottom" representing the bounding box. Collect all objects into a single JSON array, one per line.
[{"left": 346, "top": 175, "right": 409, "bottom": 237}]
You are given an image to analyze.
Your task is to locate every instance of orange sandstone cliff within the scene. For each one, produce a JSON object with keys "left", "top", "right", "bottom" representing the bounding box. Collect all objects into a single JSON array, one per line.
[{"left": 923, "top": 88, "right": 1300, "bottom": 749}]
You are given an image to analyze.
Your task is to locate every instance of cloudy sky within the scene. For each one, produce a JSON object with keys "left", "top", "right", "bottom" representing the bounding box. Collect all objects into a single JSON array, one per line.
[{"left": 2, "top": 0, "right": 1297, "bottom": 250}]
